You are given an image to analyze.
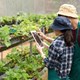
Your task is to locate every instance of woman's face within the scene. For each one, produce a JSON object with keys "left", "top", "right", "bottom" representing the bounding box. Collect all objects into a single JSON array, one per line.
[{"left": 68, "top": 17, "right": 78, "bottom": 30}]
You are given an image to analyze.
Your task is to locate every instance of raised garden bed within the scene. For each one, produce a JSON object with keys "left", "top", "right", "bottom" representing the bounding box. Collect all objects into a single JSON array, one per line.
[
  {"left": 0, "top": 46, "right": 48, "bottom": 80},
  {"left": 0, "top": 35, "right": 33, "bottom": 52}
]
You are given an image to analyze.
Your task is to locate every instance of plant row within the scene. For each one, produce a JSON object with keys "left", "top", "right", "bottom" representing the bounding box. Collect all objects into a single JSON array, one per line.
[
  {"left": 0, "top": 46, "right": 48, "bottom": 80},
  {"left": 0, "top": 13, "right": 57, "bottom": 47}
]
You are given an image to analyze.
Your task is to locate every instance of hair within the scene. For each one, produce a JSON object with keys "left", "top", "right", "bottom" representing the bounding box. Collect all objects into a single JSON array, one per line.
[{"left": 61, "top": 29, "right": 74, "bottom": 46}]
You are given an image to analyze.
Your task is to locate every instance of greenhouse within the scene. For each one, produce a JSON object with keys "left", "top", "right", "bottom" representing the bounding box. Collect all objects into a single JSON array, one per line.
[{"left": 0, "top": 0, "right": 80, "bottom": 80}]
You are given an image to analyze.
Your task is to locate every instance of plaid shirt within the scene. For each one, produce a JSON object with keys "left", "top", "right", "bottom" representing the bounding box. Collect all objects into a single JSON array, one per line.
[{"left": 44, "top": 35, "right": 74, "bottom": 79}]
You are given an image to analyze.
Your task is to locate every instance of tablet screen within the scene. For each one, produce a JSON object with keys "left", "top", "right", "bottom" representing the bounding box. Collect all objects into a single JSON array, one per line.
[{"left": 31, "top": 31, "right": 43, "bottom": 47}]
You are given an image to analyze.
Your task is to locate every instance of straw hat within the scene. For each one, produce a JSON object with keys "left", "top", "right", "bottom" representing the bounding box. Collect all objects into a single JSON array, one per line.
[{"left": 57, "top": 4, "right": 78, "bottom": 18}]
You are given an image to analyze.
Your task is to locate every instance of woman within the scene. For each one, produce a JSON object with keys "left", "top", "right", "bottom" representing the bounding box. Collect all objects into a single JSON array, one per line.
[
  {"left": 36, "top": 16, "right": 74, "bottom": 80},
  {"left": 57, "top": 4, "right": 80, "bottom": 80}
]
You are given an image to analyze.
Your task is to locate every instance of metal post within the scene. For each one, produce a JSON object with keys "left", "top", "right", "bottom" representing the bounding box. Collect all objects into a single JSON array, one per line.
[
  {"left": 0, "top": 52, "right": 1, "bottom": 60},
  {"left": 30, "top": 41, "right": 32, "bottom": 55},
  {"left": 1, "top": 52, "right": 3, "bottom": 61},
  {"left": 20, "top": 41, "right": 23, "bottom": 54}
]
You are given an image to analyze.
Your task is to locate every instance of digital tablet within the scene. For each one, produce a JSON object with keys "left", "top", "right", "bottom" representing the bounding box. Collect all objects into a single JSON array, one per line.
[{"left": 31, "top": 31, "right": 43, "bottom": 47}]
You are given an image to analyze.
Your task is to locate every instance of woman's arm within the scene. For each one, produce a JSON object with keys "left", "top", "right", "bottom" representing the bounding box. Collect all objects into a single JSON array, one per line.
[
  {"left": 38, "top": 32, "right": 53, "bottom": 43},
  {"left": 39, "top": 50, "right": 46, "bottom": 59},
  {"left": 36, "top": 43, "right": 58, "bottom": 69},
  {"left": 44, "top": 36, "right": 54, "bottom": 43},
  {"left": 36, "top": 44, "right": 46, "bottom": 59},
  {"left": 42, "top": 41, "right": 49, "bottom": 49}
]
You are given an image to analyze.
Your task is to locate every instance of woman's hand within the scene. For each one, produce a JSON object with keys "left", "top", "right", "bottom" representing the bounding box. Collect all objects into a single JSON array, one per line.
[
  {"left": 36, "top": 43, "right": 46, "bottom": 59},
  {"left": 37, "top": 31, "right": 53, "bottom": 43},
  {"left": 38, "top": 31, "right": 46, "bottom": 39},
  {"left": 36, "top": 43, "right": 44, "bottom": 54}
]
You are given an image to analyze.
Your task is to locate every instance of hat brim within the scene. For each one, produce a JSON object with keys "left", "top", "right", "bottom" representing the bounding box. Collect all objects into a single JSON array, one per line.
[{"left": 57, "top": 12, "right": 78, "bottom": 18}]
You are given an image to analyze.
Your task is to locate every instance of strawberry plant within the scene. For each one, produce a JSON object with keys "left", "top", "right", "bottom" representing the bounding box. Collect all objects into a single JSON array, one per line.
[
  {"left": 0, "top": 61, "right": 8, "bottom": 73},
  {"left": 12, "top": 21, "right": 38, "bottom": 37},
  {"left": 3, "top": 68, "right": 30, "bottom": 80},
  {"left": 0, "top": 46, "right": 46, "bottom": 80},
  {"left": 37, "top": 15, "right": 53, "bottom": 30},
  {"left": 0, "top": 25, "right": 11, "bottom": 47},
  {"left": 0, "top": 13, "right": 57, "bottom": 47}
]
